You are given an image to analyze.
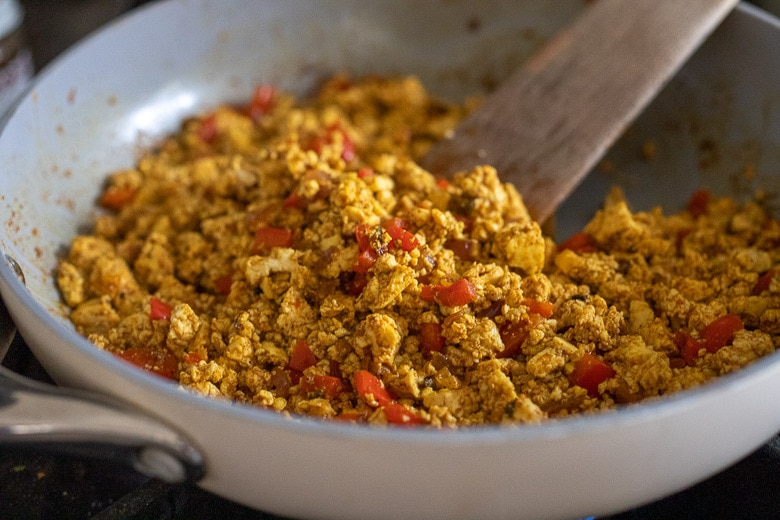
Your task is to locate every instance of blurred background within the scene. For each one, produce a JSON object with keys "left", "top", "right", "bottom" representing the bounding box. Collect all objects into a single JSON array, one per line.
[{"left": 14, "top": 0, "right": 780, "bottom": 71}]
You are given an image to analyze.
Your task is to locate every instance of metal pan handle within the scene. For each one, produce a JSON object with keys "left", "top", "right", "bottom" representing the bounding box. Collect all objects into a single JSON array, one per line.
[
  {"left": 0, "top": 256, "right": 204, "bottom": 484},
  {"left": 0, "top": 364, "right": 205, "bottom": 483}
]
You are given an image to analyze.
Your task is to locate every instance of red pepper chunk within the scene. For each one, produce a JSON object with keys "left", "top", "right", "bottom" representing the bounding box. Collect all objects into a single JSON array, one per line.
[
  {"left": 354, "top": 369, "right": 394, "bottom": 407},
  {"left": 497, "top": 310, "right": 547, "bottom": 358},
  {"left": 183, "top": 352, "right": 203, "bottom": 364},
  {"left": 700, "top": 314, "right": 743, "bottom": 354},
  {"left": 433, "top": 278, "right": 477, "bottom": 307},
  {"left": 341, "top": 271, "right": 368, "bottom": 296},
  {"left": 282, "top": 192, "right": 306, "bottom": 210},
  {"left": 558, "top": 232, "right": 597, "bottom": 253},
  {"left": 675, "top": 314, "right": 743, "bottom": 366},
  {"left": 687, "top": 189, "right": 710, "bottom": 218},
  {"left": 445, "top": 238, "right": 477, "bottom": 261},
  {"left": 340, "top": 133, "right": 356, "bottom": 162},
  {"left": 420, "top": 285, "right": 436, "bottom": 302},
  {"left": 98, "top": 186, "right": 136, "bottom": 211},
  {"left": 497, "top": 321, "right": 529, "bottom": 359},
  {"left": 247, "top": 84, "right": 276, "bottom": 122},
  {"left": 310, "top": 123, "right": 356, "bottom": 162},
  {"left": 352, "top": 248, "right": 379, "bottom": 274},
  {"left": 569, "top": 353, "right": 615, "bottom": 397},
  {"left": 214, "top": 275, "right": 233, "bottom": 295},
  {"left": 327, "top": 123, "right": 356, "bottom": 162},
  {"left": 197, "top": 114, "right": 218, "bottom": 143},
  {"left": 253, "top": 226, "right": 294, "bottom": 252},
  {"left": 419, "top": 322, "right": 445, "bottom": 354},
  {"left": 384, "top": 403, "right": 426, "bottom": 426},
  {"left": 382, "top": 217, "right": 419, "bottom": 251},
  {"left": 300, "top": 374, "right": 344, "bottom": 399},
  {"left": 117, "top": 347, "right": 178, "bottom": 380},
  {"left": 754, "top": 270, "right": 775, "bottom": 295},
  {"left": 355, "top": 224, "right": 373, "bottom": 252},
  {"left": 289, "top": 340, "right": 317, "bottom": 372},
  {"left": 350, "top": 218, "right": 419, "bottom": 274},
  {"left": 149, "top": 297, "right": 172, "bottom": 321},
  {"left": 674, "top": 330, "right": 703, "bottom": 366},
  {"left": 525, "top": 299, "right": 554, "bottom": 318}
]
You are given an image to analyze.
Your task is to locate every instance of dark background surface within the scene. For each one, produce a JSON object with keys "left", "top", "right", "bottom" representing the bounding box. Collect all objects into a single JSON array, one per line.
[{"left": 2, "top": 1, "right": 779, "bottom": 518}]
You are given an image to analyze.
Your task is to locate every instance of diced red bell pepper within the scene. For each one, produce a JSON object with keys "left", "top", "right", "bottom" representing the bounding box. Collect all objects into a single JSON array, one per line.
[
  {"left": 525, "top": 299, "right": 555, "bottom": 319},
  {"left": 309, "top": 123, "right": 356, "bottom": 162},
  {"left": 340, "top": 133, "right": 356, "bottom": 162},
  {"left": 253, "top": 226, "right": 294, "bottom": 253},
  {"left": 352, "top": 248, "right": 379, "bottom": 274},
  {"left": 350, "top": 218, "right": 418, "bottom": 274},
  {"left": 455, "top": 215, "right": 473, "bottom": 233},
  {"left": 117, "top": 346, "right": 178, "bottom": 380},
  {"left": 569, "top": 353, "right": 615, "bottom": 397},
  {"left": 687, "top": 189, "right": 710, "bottom": 218},
  {"left": 497, "top": 312, "right": 546, "bottom": 359},
  {"left": 676, "top": 229, "right": 692, "bottom": 250},
  {"left": 282, "top": 192, "right": 306, "bottom": 210},
  {"left": 289, "top": 340, "right": 317, "bottom": 372},
  {"left": 214, "top": 275, "right": 233, "bottom": 295},
  {"left": 558, "top": 232, "right": 597, "bottom": 253},
  {"left": 419, "top": 322, "right": 445, "bottom": 354},
  {"left": 397, "top": 229, "right": 419, "bottom": 251},
  {"left": 420, "top": 284, "right": 436, "bottom": 302},
  {"left": 327, "top": 123, "right": 356, "bottom": 162},
  {"left": 98, "top": 186, "right": 136, "bottom": 210},
  {"left": 183, "top": 352, "right": 203, "bottom": 364},
  {"left": 149, "top": 297, "right": 172, "bottom": 321},
  {"left": 300, "top": 374, "right": 344, "bottom": 399},
  {"left": 700, "top": 314, "right": 743, "bottom": 354},
  {"left": 384, "top": 402, "right": 426, "bottom": 426},
  {"left": 676, "top": 314, "right": 744, "bottom": 366},
  {"left": 675, "top": 330, "right": 703, "bottom": 366},
  {"left": 247, "top": 84, "right": 276, "bottom": 122},
  {"left": 445, "top": 238, "right": 477, "bottom": 261},
  {"left": 436, "top": 178, "right": 450, "bottom": 189},
  {"left": 432, "top": 278, "right": 477, "bottom": 307},
  {"left": 340, "top": 271, "right": 368, "bottom": 296},
  {"left": 382, "top": 217, "right": 419, "bottom": 251},
  {"left": 497, "top": 321, "right": 529, "bottom": 359},
  {"left": 198, "top": 114, "right": 218, "bottom": 143},
  {"left": 354, "top": 369, "right": 394, "bottom": 407},
  {"left": 754, "top": 270, "right": 775, "bottom": 295},
  {"left": 355, "top": 224, "right": 373, "bottom": 252},
  {"left": 357, "top": 167, "right": 374, "bottom": 179}
]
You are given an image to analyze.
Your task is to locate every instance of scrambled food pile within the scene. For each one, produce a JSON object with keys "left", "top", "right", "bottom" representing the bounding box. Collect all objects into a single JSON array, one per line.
[{"left": 56, "top": 76, "right": 779, "bottom": 427}]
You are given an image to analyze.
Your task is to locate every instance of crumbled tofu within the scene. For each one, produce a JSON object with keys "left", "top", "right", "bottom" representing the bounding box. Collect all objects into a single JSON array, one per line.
[{"left": 56, "top": 75, "right": 778, "bottom": 427}]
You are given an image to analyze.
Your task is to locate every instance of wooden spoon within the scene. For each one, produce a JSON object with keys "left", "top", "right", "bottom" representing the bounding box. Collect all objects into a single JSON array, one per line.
[{"left": 421, "top": 0, "right": 739, "bottom": 223}]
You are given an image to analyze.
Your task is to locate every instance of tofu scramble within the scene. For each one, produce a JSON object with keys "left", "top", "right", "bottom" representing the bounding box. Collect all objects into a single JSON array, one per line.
[{"left": 56, "top": 75, "right": 779, "bottom": 427}]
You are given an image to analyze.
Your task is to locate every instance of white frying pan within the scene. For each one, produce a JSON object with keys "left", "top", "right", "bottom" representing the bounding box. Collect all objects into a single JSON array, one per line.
[{"left": 0, "top": 1, "right": 779, "bottom": 519}]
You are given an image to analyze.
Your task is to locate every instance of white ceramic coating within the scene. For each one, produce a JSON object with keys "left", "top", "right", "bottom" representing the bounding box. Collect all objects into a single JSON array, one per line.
[{"left": 0, "top": 1, "right": 779, "bottom": 518}]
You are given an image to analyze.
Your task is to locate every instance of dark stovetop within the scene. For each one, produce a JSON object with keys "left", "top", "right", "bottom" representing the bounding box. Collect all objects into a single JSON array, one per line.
[{"left": 1, "top": 335, "right": 779, "bottom": 520}]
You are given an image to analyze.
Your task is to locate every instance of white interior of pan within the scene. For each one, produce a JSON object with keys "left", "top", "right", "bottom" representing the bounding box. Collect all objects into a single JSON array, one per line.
[{"left": 1, "top": 1, "right": 779, "bottom": 519}]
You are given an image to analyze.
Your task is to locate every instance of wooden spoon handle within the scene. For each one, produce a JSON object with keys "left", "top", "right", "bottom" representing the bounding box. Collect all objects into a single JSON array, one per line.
[{"left": 421, "top": 0, "right": 739, "bottom": 223}]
